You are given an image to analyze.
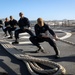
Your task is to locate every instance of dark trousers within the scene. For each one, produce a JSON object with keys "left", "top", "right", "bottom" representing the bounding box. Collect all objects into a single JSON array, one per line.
[
  {"left": 14, "top": 28, "right": 34, "bottom": 39},
  {"left": 3, "top": 27, "right": 11, "bottom": 35},
  {"left": 29, "top": 36, "right": 59, "bottom": 55},
  {"left": 8, "top": 27, "right": 17, "bottom": 37}
]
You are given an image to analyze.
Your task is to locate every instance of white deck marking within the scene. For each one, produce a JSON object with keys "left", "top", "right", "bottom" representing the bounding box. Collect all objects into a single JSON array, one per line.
[
  {"left": 54, "top": 30, "right": 72, "bottom": 40},
  {"left": 20, "top": 36, "right": 29, "bottom": 39},
  {"left": 9, "top": 41, "right": 31, "bottom": 44}
]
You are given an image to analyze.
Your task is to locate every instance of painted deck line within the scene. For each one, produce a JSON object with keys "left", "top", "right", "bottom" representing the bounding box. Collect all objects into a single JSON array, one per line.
[
  {"left": 9, "top": 41, "right": 31, "bottom": 44},
  {"left": 54, "top": 30, "right": 72, "bottom": 40}
]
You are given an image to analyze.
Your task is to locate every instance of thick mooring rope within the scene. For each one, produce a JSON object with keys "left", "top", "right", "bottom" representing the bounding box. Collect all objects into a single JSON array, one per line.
[
  {"left": 58, "top": 38, "right": 75, "bottom": 46},
  {"left": 0, "top": 40, "right": 66, "bottom": 75}
]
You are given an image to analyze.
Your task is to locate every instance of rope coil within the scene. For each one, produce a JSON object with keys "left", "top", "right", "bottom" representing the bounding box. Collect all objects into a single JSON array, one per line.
[{"left": 20, "top": 54, "right": 66, "bottom": 75}]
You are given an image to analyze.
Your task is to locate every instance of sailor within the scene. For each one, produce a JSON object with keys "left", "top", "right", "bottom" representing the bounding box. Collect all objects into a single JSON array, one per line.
[
  {"left": 12, "top": 12, "right": 34, "bottom": 44},
  {"left": 8, "top": 16, "right": 18, "bottom": 39},
  {"left": 29, "top": 18, "right": 60, "bottom": 58}
]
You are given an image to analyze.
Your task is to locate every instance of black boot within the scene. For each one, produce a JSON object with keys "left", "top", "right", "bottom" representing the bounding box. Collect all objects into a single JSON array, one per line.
[
  {"left": 12, "top": 39, "right": 19, "bottom": 44},
  {"left": 12, "top": 41, "right": 19, "bottom": 44},
  {"left": 35, "top": 46, "right": 45, "bottom": 53}
]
